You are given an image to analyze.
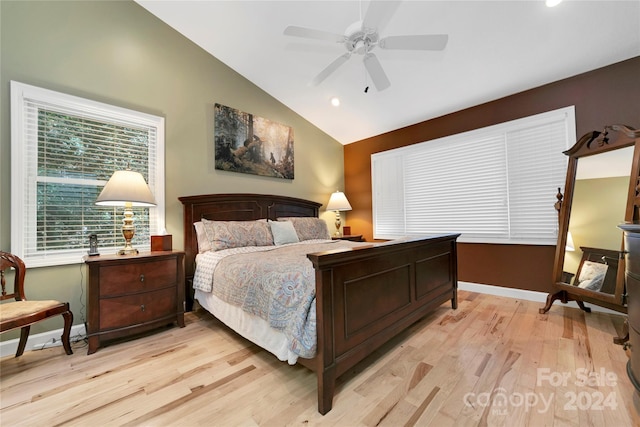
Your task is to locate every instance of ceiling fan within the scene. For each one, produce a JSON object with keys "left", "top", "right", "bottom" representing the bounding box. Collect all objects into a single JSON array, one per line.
[{"left": 283, "top": 1, "right": 448, "bottom": 92}]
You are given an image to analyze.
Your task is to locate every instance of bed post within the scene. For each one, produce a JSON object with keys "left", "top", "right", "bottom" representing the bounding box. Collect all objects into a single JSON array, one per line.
[
  {"left": 451, "top": 250, "right": 459, "bottom": 310},
  {"left": 314, "top": 267, "right": 336, "bottom": 414},
  {"left": 318, "top": 366, "right": 337, "bottom": 415},
  {"left": 179, "top": 196, "right": 197, "bottom": 311}
]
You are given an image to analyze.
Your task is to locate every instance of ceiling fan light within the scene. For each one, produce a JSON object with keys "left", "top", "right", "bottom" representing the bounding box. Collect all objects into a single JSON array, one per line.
[{"left": 285, "top": 1, "right": 448, "bottom": 90}]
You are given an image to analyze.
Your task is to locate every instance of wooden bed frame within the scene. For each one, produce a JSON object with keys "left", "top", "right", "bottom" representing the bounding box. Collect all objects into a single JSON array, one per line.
[{"left": 179, "top": 193, "right": 459, "bottom": 414}]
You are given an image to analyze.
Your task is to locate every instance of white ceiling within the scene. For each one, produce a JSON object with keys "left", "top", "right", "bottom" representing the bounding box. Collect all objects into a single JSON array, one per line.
[{"left": 136, "top": 0, "right": 640, "bottom": 145}]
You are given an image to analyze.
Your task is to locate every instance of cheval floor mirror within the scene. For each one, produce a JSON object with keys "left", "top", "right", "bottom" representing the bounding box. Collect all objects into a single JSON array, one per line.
[{"left": 540, "top": 124, "right": 640, "bottom": 346}]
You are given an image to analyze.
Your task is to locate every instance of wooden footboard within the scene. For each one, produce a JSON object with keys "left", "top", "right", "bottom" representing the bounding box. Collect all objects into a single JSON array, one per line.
[{"left": 307, "top": 234, "right": 459, "bottom": 414}]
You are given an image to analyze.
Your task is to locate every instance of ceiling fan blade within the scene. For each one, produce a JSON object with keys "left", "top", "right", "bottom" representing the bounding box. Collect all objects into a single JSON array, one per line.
[
  {"left": 284, "top": 26, "right": 345, "bottom": 43},
  {"left": 379, "top": 34, "right": 449, "bottom": 50},
  {"left": 310, "top": 53, "right": 351, "bottom": 86},
  {"left": 363, "top": 1, "right": 402, "bottom": 32},
  {"left": 363, "top": 53, "right": 390, "bottom": 91}
]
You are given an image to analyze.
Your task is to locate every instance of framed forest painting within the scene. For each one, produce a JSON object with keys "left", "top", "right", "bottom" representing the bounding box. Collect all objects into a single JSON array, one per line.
[{"left": 214, "top": 103, "right": 294, "bottom": 179}]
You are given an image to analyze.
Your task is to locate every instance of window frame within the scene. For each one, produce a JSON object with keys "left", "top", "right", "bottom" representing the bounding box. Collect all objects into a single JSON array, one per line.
[
  {"left": 10, "top": 81, "right": 165, "bottom": 267},
  {"left": 371, "top": 106, "right": 576, "bottom": 245}
]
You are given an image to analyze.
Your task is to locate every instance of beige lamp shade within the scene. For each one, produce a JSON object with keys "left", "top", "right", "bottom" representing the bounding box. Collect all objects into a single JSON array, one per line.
[
  {"left": 95, "top": 170, "right": 156, "bottom": 207},
  {"left": 326, "top": 191, "right": 352, "bottom": 212}
]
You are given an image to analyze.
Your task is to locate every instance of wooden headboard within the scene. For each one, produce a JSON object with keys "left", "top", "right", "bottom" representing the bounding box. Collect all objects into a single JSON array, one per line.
[{"left": 178, "top": 193, "right": 322, "bottom": 310}]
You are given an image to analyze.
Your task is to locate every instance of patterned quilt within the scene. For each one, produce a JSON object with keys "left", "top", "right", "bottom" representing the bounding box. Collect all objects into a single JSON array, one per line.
[{"left": 193, "top": 240, "right": 358, "bottom": 358}]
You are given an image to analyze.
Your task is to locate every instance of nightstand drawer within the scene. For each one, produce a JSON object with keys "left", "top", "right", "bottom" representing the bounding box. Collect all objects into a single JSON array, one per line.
[
  {"left": 99, "top": 258, "right": 177, "bottom": 296},
  {"left": 99, "top": 287, "right": 176, "bottom": 330}
]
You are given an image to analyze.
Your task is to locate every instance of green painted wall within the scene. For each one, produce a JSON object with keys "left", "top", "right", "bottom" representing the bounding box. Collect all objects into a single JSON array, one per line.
[{"left": 0, "top": 0, "right": 344, "bottom": 338}]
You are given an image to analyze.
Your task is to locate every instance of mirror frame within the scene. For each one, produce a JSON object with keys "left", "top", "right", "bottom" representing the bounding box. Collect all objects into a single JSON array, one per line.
[{"left": 541, "top": 124, "right": 640, "bottom": 315}]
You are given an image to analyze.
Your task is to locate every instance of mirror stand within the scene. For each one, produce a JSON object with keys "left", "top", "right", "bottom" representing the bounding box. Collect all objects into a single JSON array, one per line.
[{"left": 541, "top": 290, "right": 591, "bottom": 313}]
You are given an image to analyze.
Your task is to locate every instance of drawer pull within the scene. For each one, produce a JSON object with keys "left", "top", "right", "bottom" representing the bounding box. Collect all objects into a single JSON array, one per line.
[
  {"left": 140, "top": 274, "right": 145, "bottom": 282},
  {"left": 141, "top": 304, "right": 145, "bottom": 312}
]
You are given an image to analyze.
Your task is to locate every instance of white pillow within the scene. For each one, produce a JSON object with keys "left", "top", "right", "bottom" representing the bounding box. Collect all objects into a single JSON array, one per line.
[
  {"left": 577, "top": 260, "right": 608, "bottom": 291},
  {"left": 270, "top": 221, "right": 300, "bottom": 245},
  {"left": 194, "top": 221, "right": 213, "bottom": 253}
]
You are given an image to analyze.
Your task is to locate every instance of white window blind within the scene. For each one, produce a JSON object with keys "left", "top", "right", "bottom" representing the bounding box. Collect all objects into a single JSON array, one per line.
[
  {"left": 11, "top": 81, "right": 165, "bottom": 267},
  {"left": 372, "top": 106, "right": 575, "bottom": 244},
  {"left": 372, "top": 153, "right": 405, "bottom": 236}
]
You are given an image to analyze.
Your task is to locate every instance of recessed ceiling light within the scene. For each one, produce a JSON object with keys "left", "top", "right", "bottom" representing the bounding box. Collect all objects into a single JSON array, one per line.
[
  {"left": 546, "top": 0, "right": 562, "bottom": 7},
  {"left": 330, "top": 97, "right": 340, "bottom": 107}
]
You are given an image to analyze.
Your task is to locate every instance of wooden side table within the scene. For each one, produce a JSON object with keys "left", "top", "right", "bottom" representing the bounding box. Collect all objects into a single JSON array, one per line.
[
  {"left": 84, "top": 251, "right": 185, "bottom": 354},
  {"left": 332, "top": 234, "right": 364, "bottom": 242}
]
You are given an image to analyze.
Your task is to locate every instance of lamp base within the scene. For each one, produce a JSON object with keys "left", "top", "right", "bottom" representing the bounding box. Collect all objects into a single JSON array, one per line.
[
  {"left": 117, "top": 247, "right": 139, "bottom": 255},
  {"left": 334, "top": 212, "right": 342, "bottom": 237},
  {"left": 118, "top": 212, "right": 137, "bottom": 255},
  {"left": 117, "top": 240, "right": 139, "bottom": 255}
]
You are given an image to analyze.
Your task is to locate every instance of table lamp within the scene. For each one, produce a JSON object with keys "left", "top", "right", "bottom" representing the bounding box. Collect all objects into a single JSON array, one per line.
[
  {"left": 95, "top": 169, "right": 156, "bottom": 255},
  {"left": 326, "top": 191, "right": 352, "bottom": 236}
]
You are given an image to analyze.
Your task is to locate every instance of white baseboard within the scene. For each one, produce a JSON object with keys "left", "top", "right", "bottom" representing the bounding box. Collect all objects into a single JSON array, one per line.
[
  {"left": 1, "top": 324, "right": 86, "bottom": 358},
  {"left": 458, "top": 281, "right": 624, "bottom": 316},
  {"left": 1, "top": 283, "right": 623, "bottom": 358}
]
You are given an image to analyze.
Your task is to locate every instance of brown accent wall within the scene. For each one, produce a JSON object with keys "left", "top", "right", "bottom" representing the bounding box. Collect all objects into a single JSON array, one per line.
[{"left": 344, "top": 56, "right": 640, "bottom": 293}]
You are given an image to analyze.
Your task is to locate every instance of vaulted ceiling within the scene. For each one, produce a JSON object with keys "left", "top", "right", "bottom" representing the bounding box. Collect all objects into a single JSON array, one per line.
[{"left": 136, "top": 1, "right": 640, "bottom": 145}]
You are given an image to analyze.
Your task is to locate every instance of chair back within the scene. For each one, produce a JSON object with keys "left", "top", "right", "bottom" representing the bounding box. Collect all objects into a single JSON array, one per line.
[{"left": 0, "top": 251, "right": 27, "bottom": 302}]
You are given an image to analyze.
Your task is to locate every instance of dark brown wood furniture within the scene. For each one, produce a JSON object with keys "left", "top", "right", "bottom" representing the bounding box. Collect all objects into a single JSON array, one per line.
[
  {"left": 540, "top": 124, "right": 640, "bottom": 318},
  {"left": 179, "top": 193, "right": 459, "bottom": 414},
  {"left": 619, "top": 223, "right": 640, "bottom": 404},
  {"left": 331, "top": 234, "right": 363, "bottom": 241},
  {"left": 1, "top": 251, "right": 73, "bottom": 357},
  {"left": 84, "top": 251, "right": 185, "bottom": 354}
]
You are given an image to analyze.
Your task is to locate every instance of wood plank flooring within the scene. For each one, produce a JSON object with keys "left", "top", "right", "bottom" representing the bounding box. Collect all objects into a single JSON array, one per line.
[{"left": 1, "top": 290, "right": 638, "bottom": 426}]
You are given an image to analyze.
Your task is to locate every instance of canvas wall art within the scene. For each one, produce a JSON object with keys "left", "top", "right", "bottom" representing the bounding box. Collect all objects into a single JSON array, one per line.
[{"left": 214, "top": 103, "right": 294, "bottom": 179}]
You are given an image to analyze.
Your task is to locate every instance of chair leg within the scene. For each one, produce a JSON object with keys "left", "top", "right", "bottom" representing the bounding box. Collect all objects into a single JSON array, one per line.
[
  {"left": 61, "top": 309, "right": 73, "bottom": 355},
  {"left": 16, "top": 326, "right": 30, "bottom": 357}
]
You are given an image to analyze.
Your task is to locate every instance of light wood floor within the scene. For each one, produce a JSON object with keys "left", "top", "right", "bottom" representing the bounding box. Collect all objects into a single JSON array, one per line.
[{"left": 1, "top": 290, "right": 638, "bottom": 426}]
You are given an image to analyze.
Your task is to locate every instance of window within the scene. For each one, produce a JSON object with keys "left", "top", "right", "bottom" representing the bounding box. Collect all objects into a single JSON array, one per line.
[
  {"left": 11, "top": 81, "right": 165, "bottom": 267},
  {"left": 372, "top": 106, "right": 575, "bottom": 244}
]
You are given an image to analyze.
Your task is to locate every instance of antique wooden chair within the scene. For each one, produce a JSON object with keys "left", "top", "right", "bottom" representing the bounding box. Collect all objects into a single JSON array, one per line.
[{"left": 0, "top": 251, "right": 73, "bottom": 357}]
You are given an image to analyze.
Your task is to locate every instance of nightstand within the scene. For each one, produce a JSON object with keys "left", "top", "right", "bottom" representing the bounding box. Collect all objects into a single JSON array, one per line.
[
  {"left": 332, "top": 234, "right": 364, "bottom": 242},
  {"left": 561, "top": 271, "right": 575, "bottom": 285},
  {"left": 84, "top": 251, "right": 185, "bottom": 354}
]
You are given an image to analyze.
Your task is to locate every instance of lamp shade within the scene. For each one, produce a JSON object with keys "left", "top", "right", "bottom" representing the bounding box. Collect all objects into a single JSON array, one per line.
[
  {"left": 95, "top": 170, "right": 156, "bottom": 207},
  {"left": 326, "top": 191, "right": 352, "bottom": 211}
]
